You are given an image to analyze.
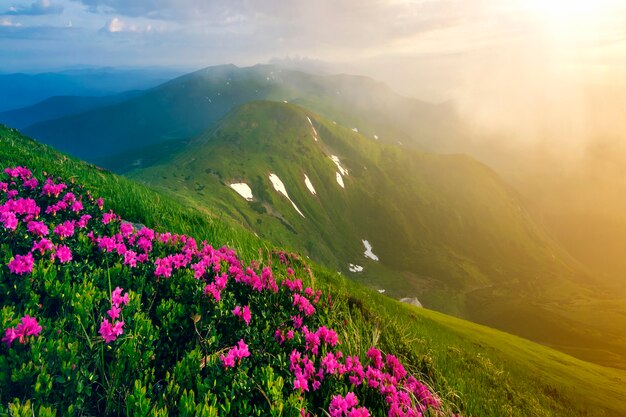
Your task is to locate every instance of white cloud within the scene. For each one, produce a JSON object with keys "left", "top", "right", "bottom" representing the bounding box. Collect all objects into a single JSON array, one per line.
[
  {"left": 101, "top": 16, "right": 166, "bottom": 33},
  {"left": 0, "top": 18, "right": 22, "bottom": 26},
  {"left": 3, "top": 0, "right": 64, "bottom": 15}
]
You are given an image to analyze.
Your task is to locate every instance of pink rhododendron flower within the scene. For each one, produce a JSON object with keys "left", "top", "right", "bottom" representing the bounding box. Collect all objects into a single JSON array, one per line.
[
  {"left": 2, "top": 327, "right": 18, "bottom": 348},
  {"left": 293, "top": 293, "right": 315, "bottom": 316},
  {"left": 15, "top": 315, "right": 42, "bottom": 340},
  {"left": 111, "top": 287, "right": 130, "bottom": 307},
  {"left": 232, "top": 305, "right": 251, "bottom": 326},
  {"left": 102, "top": 211, "right": 117, "bottom": 224},
  {"left": 27, "top": 220, "right": 49, "bottom": 236},
  {"left": 55, "top": 244, "right": 73, "bottom": 263},
  {"left": 71, "top": 200, "right": 83, "bottom": 213},
  {"left": 123, "top": 250, "right": 137, "bottom": 267},
  {"left": 8, "top": 253, "right": 34, "bottom": 275},
  {"left": 329, "top": 393, "right": 360, "bottom": 417},
  {"left": 41, "top": 178, "right": 67, "bottom": 197},
  {"left": 4, "top": 166, "right": 32, "bottom": 180},
  {"left": 107, "top": 305, "right": 121, "bottom": 321},
  {"left": 0, "top": 211, "right": 17, "bottom": 230},
  {"left": 220, "top": 339, "right": 250, "bottom": 368},
  {"left": 32, "top": 238, "right": 54, "bottom": 255},
  {"left": 22, "top": 178, "right": 38, "bottom": 189},
  {"left": 119, "top": 222, "right": 133, "bottom": 237},
  {"left": 77, "top": 214, "right": 91, "bottom": 228},
  {"left": 99, "top": 318, "right": 124, "bottom": 343},
  {"left": 54, "top": 220, "right": 75, "bottom": 238},
  {"left": 204, "top": 283, "right": 221, "bottom": 301}
]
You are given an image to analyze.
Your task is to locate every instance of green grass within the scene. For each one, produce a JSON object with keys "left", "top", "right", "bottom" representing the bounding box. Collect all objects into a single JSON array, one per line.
[{"left": 3, "top": 124, "right": 626, "bottom": 416}]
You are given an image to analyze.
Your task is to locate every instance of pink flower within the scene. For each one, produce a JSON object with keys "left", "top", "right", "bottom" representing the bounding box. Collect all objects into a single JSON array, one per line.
[
  {"left": 15, "top": 315, "right": 42, "bottom": 340},
  {"left": 71, "top": 200, "right": 83, "bottom": 213},
  {"left": 292, "top": 315, "right": 303, "bottom": 329},
  {"left": 4, "top": 166, "right": 32, "bottom": 180},
  {"left": 123, "top": 250, "right": 137, "bottom": 267},
  {"left": 1, "top": 211, "right": 18, "bottom": 230},
  {"left": 111, "top": 287, "right": 130, "bottom": 307},
  {"left": 367, "top": 347, "right": 384, "bottom": 369},
  {"left": 293, "top": 293, "right": 315, "bottom": 316},
  {"left": 22, "top": 178, "right": 38, "bottom": 189},
  {"left": 55, "top": 244, "right": 73, "bottom": 263},
  {"left": 283, "top": 278, "right": 303, "bottom": 292},
  {"left": 97, "top": 236, "right": 116, "bottom": 252},
  {"left": 107, "top": 305, "right": 121, "bottom": 320},
  {"left": 41, "top": 178, "right": 67, "bottom": 197},
  {"left": 77, "top": 214, "right": 91, "bottom": 228},
  {"left": 112, "top": 321, "right": 124, "bottom": 337},
  {"left": 329, "top": 393, "right": 360, "bottom": 417},
  {"left": 119, "top": 222, "right": 133, "bottom": 237},
  {"left": 8, "top": 253, "right": 34, "bottom": 275},
  {"left": 99, "top": 319, "right": 124, "bottom": 343},
  {"left": 102, "top": 211, "right": 117, "bottom": 225},
  {"left": 232, "top": 305, "right": 251, "bottom": 326},
  {"left": 27, "top": 220, "right": 49, "bottom": 236},
  {"left": 204, "top": 283, "right": 221, "bottom": 301},
  {"left": 54, "top": 220, "right": 75, "bottom": 238},
  {"left": 2, "top": 327, "right": 18, "bottom": 348},
  {"left": 220, "top": 339, "right": 250, "bottom": 368},
  {"left": 32, "top": 238, "right": 54, "bottom": 255},
  {"left": 154, "top": 257, "right": 173, "bottom": 278},
  {"left": 2, "top": 315, "right": 42, "bottom": 347},
  {"left": 221, "top": 350, "right": 236, "bottom": 368},
  {"left": 275, "top": 329, "right": 285, "bottom": 344}
]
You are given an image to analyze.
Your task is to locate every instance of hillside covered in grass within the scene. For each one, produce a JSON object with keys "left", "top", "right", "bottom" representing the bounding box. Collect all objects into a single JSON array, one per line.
[
  {"left": 126, "top": 101, "right": 626, "bottom": 369},
  {"left": 2, "top": 125, "right": 626, "bottom": 416}
]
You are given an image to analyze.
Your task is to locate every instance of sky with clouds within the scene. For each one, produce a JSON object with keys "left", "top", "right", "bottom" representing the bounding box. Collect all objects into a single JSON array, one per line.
[{"left": 1, "top": 0, "right": 625, "bottom": 143}]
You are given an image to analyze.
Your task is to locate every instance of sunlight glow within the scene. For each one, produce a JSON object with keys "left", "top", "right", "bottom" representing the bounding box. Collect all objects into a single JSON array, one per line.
[{"left": 523, "top": 0, "right": 623, "bottom": 30}]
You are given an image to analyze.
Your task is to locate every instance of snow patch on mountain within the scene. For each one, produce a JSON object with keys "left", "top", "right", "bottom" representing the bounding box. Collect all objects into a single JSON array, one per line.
[
  {"left": 352, "top": 128, "right": 359, "bottom": 133},
  {"left": 229, "top": 183, "right": 253, "bottom": 201},
  {"left": 336, "top": 172, "right": 345, "bottom": 188},
  {"left": 348, "top": 263, "right": 363, "bottom": 272},
  {"left": 362, "top": 240, "right": 379, "bottom": 261},
  {"left": 400, "top": 297, "right": 423, "bottom": 307},
  {"left": 307, "top": 116, "right": 319, "bottom": 141},
  {"left": 268, "top": 173, "right": 305, "bottom": 217},
  {"left": 330, "top": 155, "right": 348, "bottom": 176},
  {"left": 304, "top": 174, "right": 317, "bottom": 195}
]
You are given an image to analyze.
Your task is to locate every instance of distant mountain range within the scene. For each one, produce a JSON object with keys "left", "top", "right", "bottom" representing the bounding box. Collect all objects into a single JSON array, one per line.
[
  {"left": 21, "top": 64, "right": 464, "bottom": 160},
  {"left": 0, "top": 67, "right": 184, "bottom": 112}
]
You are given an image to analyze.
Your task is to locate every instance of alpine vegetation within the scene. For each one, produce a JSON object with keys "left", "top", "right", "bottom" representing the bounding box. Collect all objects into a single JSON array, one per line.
[{"left": 1, "top": 166, "right": 459, "bottom": 416}]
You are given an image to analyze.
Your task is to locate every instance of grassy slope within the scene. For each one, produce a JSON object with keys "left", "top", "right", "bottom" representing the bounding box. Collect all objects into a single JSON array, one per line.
[
  {"left": 128, "top": 101, "right": 626, "bottom": 369},
  {"left": 2, "top": 124, "right": 626, "bottom": 416}
]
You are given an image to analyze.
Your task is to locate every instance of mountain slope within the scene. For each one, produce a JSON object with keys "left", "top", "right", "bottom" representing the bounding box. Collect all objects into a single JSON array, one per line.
[
  {"left": 24, "top": 64, "right": 461, "bottom": 160},
  {"left": 128, "top": 101, "right": 626, "bottom": 369},
  {"left": 2, "top": 123, "right": 626, "bottom": 417}
]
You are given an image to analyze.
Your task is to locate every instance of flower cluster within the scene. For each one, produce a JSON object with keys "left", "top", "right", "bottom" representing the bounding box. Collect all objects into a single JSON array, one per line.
[
  {"left": 329, "top": 393, "right": 370, "bottom": 417},
  {"left": 99, "top": 287, "right": 130, "bottom": 343},
  {"left": 2, "top": 315, "right": 42, "bottom": 348},
  {"left": 221, "top": 339, "right": 251, "bottom": 368},
  {"left": 232, "top": 305, "right": 251, "bottom": 326}
]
